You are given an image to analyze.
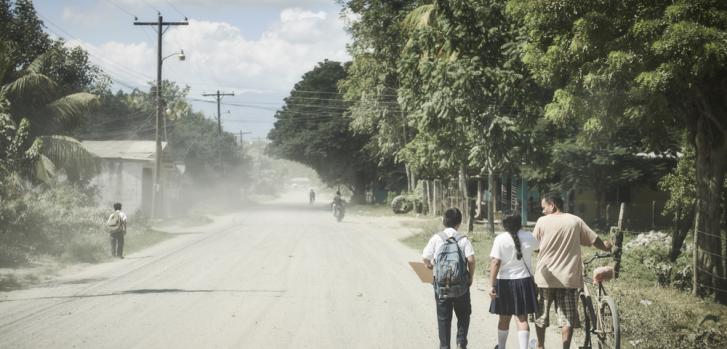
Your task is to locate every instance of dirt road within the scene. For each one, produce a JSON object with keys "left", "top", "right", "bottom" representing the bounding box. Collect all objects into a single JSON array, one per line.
[{"left": 0, "top": 192, "right": 553, "bottom": 348}]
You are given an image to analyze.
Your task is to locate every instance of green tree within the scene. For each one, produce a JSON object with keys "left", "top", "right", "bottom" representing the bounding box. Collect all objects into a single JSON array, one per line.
[
  {"left": 0, "top": 0, "right": 51, "bottom": 71},
  {"left": 509, "top": 0, "right": 727, "bottom": 301},
  {"left": 398, "top": 0, "right": 547, "bottom": 231},
  {"left": 339, "top": 0, "right": 420, "bottom": 193},
  {"left": 268, "top": 60, "right": 376, "bottom": 202},
  {"left": 0, "top": 40, "right": 99, "bottom": 183},
  {"left": 81, "top": 81, "right": 242, "bottom": 181}
]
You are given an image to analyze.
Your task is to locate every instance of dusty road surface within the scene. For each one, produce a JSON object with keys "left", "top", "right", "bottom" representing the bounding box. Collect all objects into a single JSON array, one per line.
[{"left": 0, "top": 191, "right": 557, "bottom": 349}]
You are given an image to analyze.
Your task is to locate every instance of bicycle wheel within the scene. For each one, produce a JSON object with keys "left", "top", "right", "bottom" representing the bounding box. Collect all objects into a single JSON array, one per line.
[
  {"left": 597, "top": 296, "right": 620, "bottom": 349},
  {"left": 580, "top": 294, "right": 596, "bottom": 349}
]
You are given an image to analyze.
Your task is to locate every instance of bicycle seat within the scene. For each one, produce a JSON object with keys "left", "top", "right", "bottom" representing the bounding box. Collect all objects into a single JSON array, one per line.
[{"left": 593, "top": 266, "right": 614, "bottom": 284}]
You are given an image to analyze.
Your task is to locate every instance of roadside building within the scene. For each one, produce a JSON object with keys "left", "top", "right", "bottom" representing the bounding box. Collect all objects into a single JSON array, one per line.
[{"left": 81, "top": 140, "right": 181, "bottom": 217}]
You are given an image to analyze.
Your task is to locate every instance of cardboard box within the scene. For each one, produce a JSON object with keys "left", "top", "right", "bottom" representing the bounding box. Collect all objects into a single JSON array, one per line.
[{"left": 409, "top": 261, "right": 433, "bottom": 283}]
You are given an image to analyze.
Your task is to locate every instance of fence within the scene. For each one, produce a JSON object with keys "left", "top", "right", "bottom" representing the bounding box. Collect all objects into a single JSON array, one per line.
[{"left": 416, "top": 178, "right": 676, "bottom": 233}]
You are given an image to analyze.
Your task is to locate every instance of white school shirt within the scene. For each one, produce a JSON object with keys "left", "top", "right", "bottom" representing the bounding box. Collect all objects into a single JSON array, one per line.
[
  {"left": 489, "top": 230, "right": 538, "bottom": 279},
  {"left": 422, "top": 228, "right": 475, "bottom": 262},
  {"left": 109, "top": 210, "right": 127, "bottom": 223}
]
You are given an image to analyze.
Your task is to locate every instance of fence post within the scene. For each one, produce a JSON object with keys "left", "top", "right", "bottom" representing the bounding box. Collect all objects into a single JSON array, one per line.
[
  {"left": 432, "top": 179, "right": 442, "bottom": 216},
  {"left": 428, "top": 180, "right": 434, "bottom": 216},
  {"left": 419, "top": 180, "right": 428, "bottom": 214},
  {"left": 612, "top": 227, "right": 624, "bottom": 278},
  {"left": 618, "top": 202, "right": 626, "bottom": 230},
  {"left": 476, "top": 178, "right": 484, "bottom": 219},
  {"left": 606, "top": 203, "right": 611, "bottom": 227}
]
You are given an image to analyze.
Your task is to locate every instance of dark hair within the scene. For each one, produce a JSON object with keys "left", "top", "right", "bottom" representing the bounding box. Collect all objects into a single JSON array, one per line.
[
  {"left": 502, "top": 214, "right": 523, "bottom": 260},
  {"left": 113, "top": 203, "right": 122, "bottom": 210},
  {"left": 442, "top": 208, "right": 462, "bottom": 228},
  {"left": 542, "top": 193, "right": 563, "bottom": 212},
  {"left": 336, "top": 190, "right": 341, "bottom": 195}
]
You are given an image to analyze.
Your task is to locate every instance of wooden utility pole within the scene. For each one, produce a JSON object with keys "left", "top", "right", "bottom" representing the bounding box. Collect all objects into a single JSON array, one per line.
[
  {"left": 239, "top": 130, "right": 251, "bottom": 151},
  {"left": 134, "top": 13, "right": 188, "bottom": 219},
  {"left": 202, "top": 90, "right": 235, "bottom": 136},
  {"left": 202, "top": 90, "right": 234, "bottom": 171}
]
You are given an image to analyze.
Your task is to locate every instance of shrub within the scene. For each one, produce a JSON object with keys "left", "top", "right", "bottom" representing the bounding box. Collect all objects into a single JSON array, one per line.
[{"left": 0, "top": 183, "right": 107, "bottom": 267}]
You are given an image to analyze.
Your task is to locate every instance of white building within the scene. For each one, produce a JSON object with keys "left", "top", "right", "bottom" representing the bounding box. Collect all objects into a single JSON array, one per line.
[{"left": 82, "top": 140, "right": 177, "bottom": 216}]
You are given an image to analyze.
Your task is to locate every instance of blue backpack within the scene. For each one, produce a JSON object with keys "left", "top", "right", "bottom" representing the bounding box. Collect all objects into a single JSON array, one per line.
[{"left": 434, "top": 232, "right": 470, "bottom": 299}]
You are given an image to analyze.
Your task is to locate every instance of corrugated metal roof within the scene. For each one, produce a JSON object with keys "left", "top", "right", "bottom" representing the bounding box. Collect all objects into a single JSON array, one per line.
[{"left": 81, "top": 140, "right": 167, "bottom": 161}]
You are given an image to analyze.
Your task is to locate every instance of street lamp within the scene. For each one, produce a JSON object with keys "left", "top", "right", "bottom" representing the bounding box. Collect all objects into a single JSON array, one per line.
[{"left": 163, "top": 50, "right": 185, "bottom": 62}]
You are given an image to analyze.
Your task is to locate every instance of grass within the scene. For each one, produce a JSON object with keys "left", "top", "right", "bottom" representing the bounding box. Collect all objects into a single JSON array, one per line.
[
  {"left": 349, "top": 203, "right": 398, "bottom": 217},
  {"left": 0, "top": 224, "right": 174, "bottom": 292},
  {"left": 121, "top": 227, "right": 174, "bottom": 256},
  {"left": 400, "top": 218, "right": 727, "bottom": 349}
]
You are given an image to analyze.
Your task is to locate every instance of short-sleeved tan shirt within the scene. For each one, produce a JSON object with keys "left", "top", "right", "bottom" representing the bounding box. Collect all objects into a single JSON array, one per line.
[{"left": 532, "top": 213, "right": 598, "bottom": 289}]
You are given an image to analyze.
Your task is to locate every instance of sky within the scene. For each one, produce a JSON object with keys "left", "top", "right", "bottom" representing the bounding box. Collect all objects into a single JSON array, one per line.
[{"left": 32, "top": 0, "right": 352, "bottom": 140}]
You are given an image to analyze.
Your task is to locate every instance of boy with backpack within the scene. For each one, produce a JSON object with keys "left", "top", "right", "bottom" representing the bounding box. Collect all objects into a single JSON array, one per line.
[
  {"left": 422, "top": 208, "right": 476, "bottom": 349},
  {"left": 106, "top": 202, "right": 127, "bottom": 258}
]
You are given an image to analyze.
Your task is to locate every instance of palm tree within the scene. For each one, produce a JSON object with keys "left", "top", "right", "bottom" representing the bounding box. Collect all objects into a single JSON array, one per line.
[{"left": 0, "top": 40, "right": 100, "bottom": 183}]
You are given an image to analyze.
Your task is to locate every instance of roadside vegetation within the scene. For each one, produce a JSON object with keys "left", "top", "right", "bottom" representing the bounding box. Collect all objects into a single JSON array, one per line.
[{"left": 0, "top": 182, "right": 175, "bottom": 291}]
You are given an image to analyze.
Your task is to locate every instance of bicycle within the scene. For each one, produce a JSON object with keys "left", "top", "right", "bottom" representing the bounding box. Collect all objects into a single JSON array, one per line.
[{"left": 579, "top": 252, "right": 621, "bottom": 349}]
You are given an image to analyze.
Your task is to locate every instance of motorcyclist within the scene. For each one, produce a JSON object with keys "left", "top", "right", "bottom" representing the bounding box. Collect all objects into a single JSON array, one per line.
[{"left": 332, "top": 191, "right": 346, "bottom": 217}]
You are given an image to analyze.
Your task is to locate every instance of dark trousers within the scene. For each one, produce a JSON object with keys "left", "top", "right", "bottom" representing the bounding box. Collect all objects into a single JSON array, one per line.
[
  {"left": 110, "top": 232, "right": 124, "bottom": 257},
  {"left": 435, "top": 290, "right": 471, "bottom": 349}
]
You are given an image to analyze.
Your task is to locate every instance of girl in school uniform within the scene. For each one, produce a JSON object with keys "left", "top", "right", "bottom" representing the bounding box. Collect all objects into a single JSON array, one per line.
[{"left": 489, "top": 215, "right": 539, "bottom": 349}]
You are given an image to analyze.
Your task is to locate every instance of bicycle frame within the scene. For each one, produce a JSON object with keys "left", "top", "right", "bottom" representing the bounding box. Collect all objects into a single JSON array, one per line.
[{"left": 579, "top": 252, "right": 618, "bottom": 349}]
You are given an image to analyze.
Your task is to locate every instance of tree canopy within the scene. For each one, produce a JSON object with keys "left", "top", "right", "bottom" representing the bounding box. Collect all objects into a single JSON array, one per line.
[
  {"left": 267, "top": 60, "right": 379, "bottom": 201},
  {"left": 509, "top": 0, "right": 727, "bottom": 301}
]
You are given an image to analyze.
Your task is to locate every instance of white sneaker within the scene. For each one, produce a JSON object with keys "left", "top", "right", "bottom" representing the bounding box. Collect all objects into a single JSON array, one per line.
[{"left": 529, "top": 338, "right": 537, "bottom": 348}]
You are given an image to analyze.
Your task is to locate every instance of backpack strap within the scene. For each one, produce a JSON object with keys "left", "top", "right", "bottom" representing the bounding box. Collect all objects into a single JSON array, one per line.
[
  {"left": 437, "top": 231, "right": 467, "bottom": 263},
  {"left": 437, "top": 231, "right": 449, "bottom": 242},
  {"left": 438, "top": 231, "right": 463, "bottom": 242}
]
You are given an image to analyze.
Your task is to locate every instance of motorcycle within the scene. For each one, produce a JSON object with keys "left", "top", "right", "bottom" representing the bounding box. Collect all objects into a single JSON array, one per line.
[{"left": 332, "top": 202, "right": 345, "bottom": 222}]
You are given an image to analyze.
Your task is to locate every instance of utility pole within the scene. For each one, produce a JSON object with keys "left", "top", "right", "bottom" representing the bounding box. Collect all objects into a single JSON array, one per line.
[
  {"left": 202, "top": 90, "right": 234, "bottom": 173},
  {"left": 202, "top": 90, "right": 234, "bottom": 136},
  {"left": 134, "top": 13, "right": 188, "bottom": 219},
  {"left": 239, "top": 130, "right": 251, "bottom": 149}
]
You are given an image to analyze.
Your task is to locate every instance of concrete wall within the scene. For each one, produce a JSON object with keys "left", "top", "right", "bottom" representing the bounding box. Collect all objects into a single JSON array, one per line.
[
  {"left": 573, "top": 185, "right": 670, "bottom": 230},
  {"left": 90, "top": 159, "right": 152, "bottom": 216}
]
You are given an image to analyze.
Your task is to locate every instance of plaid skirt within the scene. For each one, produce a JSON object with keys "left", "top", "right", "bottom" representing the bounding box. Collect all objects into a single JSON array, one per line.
[{"left": 489, "top": 277, "right": 538, "bottom": 315}]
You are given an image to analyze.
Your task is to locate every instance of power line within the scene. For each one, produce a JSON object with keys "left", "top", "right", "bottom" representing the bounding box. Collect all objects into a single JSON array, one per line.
[
  {"left": 139, "top": 0, "right": 161, "bottom": 14},
  {"left": 164, "top": 0, "right": 187, "bottom": 19},
  {"left": 102, "top": 0, "right": 136, "bottom": 18},
  {"left": 36, "top": 12, "right": 154, "bottom": 85}
]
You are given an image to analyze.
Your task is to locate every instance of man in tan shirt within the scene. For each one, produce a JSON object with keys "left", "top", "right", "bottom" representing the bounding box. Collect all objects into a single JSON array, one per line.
[{"left": 532, "top": 194, "right": 612, "bottom": 349}]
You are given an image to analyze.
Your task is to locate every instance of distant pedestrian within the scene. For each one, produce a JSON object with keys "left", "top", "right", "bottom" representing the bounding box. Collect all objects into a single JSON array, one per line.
[
  {"left": 489, "top": 214, "right": 539, "bottom": 349},
  {"left": 106, "top": 202, "right": 127, "bottom": 259},
  {"left": 422, "top": 208, "right": 476, "bottom": 349},
  {"left": 309, "top": 188, "right": 316, "bottom": 205},
  {"left": 532, "top": 194, "right": 612, "bottom": 349}
]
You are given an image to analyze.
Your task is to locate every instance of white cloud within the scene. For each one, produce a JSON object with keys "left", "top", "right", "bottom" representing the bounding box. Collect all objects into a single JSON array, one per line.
[{"left": 69, "top": 7, "right": 350, "bottom": 94}]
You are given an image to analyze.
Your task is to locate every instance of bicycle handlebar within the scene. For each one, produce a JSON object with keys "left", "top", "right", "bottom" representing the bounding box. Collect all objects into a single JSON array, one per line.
[{"left": 584, "top": 252, "right": 612, "bottom": 266}]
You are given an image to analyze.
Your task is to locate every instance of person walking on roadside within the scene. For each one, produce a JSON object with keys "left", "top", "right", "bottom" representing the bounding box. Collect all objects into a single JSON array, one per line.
[
  {"left": 532, "top": 194, "right": 612, "bottom": 349},
  {"left": 106, "top": 202, "right": 127, "bottom": 259},
  {"left": 489, "top": 214, "right": 539, "bottom": 349},
  {"left": 309, "top": 188, "right": 316, "bottom": 205},
  {"left": 422, "top": 208, "right": 476, "bottom": 349}
]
